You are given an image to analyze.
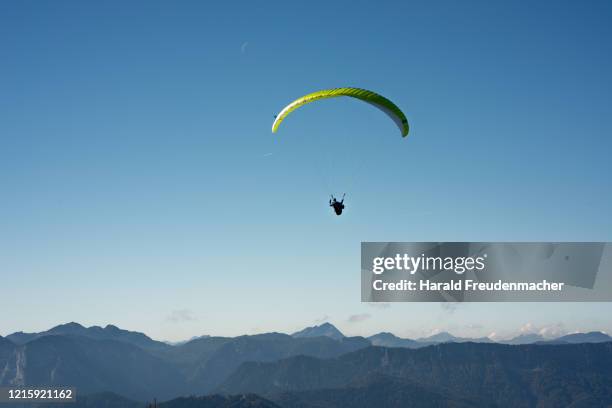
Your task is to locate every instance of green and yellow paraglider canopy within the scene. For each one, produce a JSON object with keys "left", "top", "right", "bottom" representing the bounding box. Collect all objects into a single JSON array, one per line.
[{"left": 272, "top": 87, "right": 409, "bottom": 137}]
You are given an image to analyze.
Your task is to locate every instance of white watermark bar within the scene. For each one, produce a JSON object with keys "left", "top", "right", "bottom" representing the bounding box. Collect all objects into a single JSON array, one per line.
[
  {"left": 361, "top": 242, "right": 612, "bottom": 302},
  {"left": 0, "top": 387, "right": 76, "bottom": 403}
]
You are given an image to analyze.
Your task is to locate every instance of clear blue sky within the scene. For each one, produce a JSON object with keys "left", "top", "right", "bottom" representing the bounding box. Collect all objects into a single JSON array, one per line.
[{"left": 1, "top": 0, "right": 611, "bottom": 341}]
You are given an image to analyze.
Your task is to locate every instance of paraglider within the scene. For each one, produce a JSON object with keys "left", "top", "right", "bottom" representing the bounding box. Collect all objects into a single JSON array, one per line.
[
  {"left": 271, "top": 87, "right": 409, "bottom": 137},
  {"left": 271, "top": 87, "right": 409, "bottom": 216},
  {"left": 329, "top": 194, "right": 345, "bottom": 216}
]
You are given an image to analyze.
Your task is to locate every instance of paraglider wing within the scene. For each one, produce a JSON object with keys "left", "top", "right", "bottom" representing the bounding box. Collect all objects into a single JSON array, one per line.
[{"left": 271, "top": 88, "right": 409, "bottom": 137}]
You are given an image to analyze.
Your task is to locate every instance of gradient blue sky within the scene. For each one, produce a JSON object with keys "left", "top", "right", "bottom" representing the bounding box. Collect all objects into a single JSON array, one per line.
[{"left": 1, "top": 0, "right": 611, "bottom": 342}]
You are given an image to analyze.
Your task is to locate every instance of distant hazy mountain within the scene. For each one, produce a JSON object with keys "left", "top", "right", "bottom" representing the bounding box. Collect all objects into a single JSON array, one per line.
[
  {"left": 219, "top": 342, "right": 612, "bottom": 407},
  {"left": 367, "top": 332, "right": 421, "bottom": 349},
  {"left": 6, "top": 322, "right": 169, "bottom": 351},
  {"left": 501, "top": 333, "right": 546, "bottom": 345},
  {"left": 379, "top": 330, "right": 611, "bottom": 346},
  {"left": 416, "top": 331, "right": 457, "bottom": 343},
  {"left": 415, "top": 331, "right": 492, "bottom": 344},
  {"left": 291, "top": 323, "right": 344, "bottom": 340},
  {"left": 541, "top": 331, "right": 612, "bottom": 345},
  {"left": 369, "top": 331, "right": 493, "bottom": 349},
  {"left": 164, "top": 335, "right": 212, "bottom": 346}
]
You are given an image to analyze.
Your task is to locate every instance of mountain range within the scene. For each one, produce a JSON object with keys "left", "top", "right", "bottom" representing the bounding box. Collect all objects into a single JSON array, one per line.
[
  {"left": 6, "top": 322, "right": 169, "bottom": 351},
  {"left": 219, "top": 342, "right": 612, "bottom": 407},
  {"left": 1, "top": 322, "right": 611, "bottom": 407},
  {"left": 0, "top": 323, "right": 369, "bottom": 400}
]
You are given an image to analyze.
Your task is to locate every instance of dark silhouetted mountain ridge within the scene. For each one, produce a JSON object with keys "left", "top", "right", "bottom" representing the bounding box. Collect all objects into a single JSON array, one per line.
[
  {"left": 219, "top": 342, "right": 612, "bottom": 407},
  {"left": 37, "top": 392, "right": 280, "bottom": 408},
  {"left": 274, "top": 374, "right": 481, "bottom": 408}
]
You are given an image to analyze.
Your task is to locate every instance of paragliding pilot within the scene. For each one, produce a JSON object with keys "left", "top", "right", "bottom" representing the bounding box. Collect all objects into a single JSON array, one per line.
[{"left": 329, "top": 194, "right": 345, "bottom": 216}]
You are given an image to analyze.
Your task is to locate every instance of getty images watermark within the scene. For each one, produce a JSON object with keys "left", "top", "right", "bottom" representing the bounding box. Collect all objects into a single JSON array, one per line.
[{"left": 361, "top": 242, "right": 612, "bottom": 302}]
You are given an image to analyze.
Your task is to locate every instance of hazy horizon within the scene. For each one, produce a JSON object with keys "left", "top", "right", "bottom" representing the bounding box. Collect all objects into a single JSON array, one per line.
[{"left": 2, "top": 315, "right": 610, "bottom": 344}]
